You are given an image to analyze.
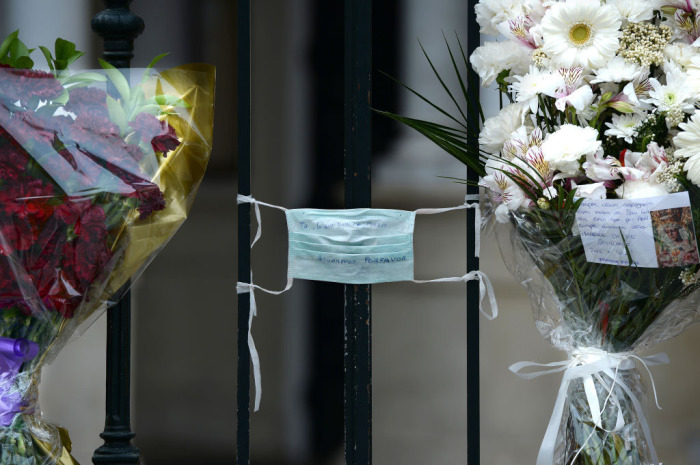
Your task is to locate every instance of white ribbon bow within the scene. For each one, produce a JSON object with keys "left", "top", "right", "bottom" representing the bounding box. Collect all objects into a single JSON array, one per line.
[{"left": 510, "top": 347, "right": 669, "bottom": 465}]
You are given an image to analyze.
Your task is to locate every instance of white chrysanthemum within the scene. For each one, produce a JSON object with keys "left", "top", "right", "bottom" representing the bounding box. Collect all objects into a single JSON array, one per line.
[
  {"left": 606, "top": 0, "right": 654, "bottom": 23},
  {"left": 509, "top": 66, "right": 562, "bottom": 112},
  {"left": 541, "top": 0, "right": 622, "bottom": 69},
  {"left": 541, "top": 124, "right": 601, "bottom": 176},
  {"left": 683, "top": 56, "right": 700, "bottom": 96},
  {"left": 648, "top": 62, "right": 698, "bottom": 112},
  {"left": 470, "top": 41, "right": 531, "bottom": 86},
  {"left": 479, "top": 102, "right": 529, "bottom": 155},
  {"left": 590, "top": 56, "right": 647, "bottom": 84},
  {"left": 665, "top": 43, "right": 695, "bottom": 68},
  {"left": 674, "top": 110, "right": 700, "bottom": 159},
  {"left": 604, "top": 113, "right": 644, "bottom": 143}
]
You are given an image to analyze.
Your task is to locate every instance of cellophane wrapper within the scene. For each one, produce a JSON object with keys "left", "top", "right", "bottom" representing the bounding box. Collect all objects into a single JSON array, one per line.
[
  {"left": 0, "top": 64, "right": 215, "bottom": 464},
  {"left": 487, "top": 194, "right": 700, "bottom": 465}
]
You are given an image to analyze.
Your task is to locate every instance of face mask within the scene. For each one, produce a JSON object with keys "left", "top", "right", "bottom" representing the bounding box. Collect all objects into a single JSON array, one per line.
[
  {"left": 287, "top": 208, "right": 416, "bottom": 284},
  {"left": 236, "top": 194, "right": 496, "bottom": 410}
]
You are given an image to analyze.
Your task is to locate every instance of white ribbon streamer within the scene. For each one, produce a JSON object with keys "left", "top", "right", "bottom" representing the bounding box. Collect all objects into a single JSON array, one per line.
[
  {"left": 237, "top": 194, "right": 288, "bottom": 247},
  {"left": 413, "top": 270, "right": 497, "bottom": 320},
  {"left": 414, "top": 194, "right": 481, "bottom": 257},
  {"left": 236, "top": 276, "right": 294, "bottom": 412},
  {"left": 510, "top": 348, "right": 669, "bottom": 465}
]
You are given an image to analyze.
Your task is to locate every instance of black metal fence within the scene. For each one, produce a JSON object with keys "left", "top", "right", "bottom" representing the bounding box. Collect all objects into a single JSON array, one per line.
[
  {"left": 236, "top": 0, "right": 482, "bottom": 464},
  {"left": 91, "top": 1, "right": 142, "bottom": 463}
]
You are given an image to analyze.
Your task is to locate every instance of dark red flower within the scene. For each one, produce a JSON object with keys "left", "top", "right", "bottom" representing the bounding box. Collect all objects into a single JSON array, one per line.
[
  {"left": 64, "top": 87, "right": 108, "bottom": 119},
  {"left": 72, "top": 237, "right": 113, "bottom": 288},
  {"left": 0, "top": 142, "right": 28, "bottom": 180},
  {"left": 0, "top": 66, "right": 64, "bottom": 106},
  {"left": 151, "top": 125, "right": 180, "bottom": 156},
  {"left": 73, "top": 204, "right": 107, "bottom": 242},
  {"left": 130, "top": 113, "right": 180, "bottom": 156}
]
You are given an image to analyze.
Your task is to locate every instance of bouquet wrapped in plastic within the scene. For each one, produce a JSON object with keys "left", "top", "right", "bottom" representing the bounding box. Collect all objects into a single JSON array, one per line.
[
  {"left": 380, "top": 0, "right": 700, "bottom": 462},
  {"left": 0, "top": 32, "right": 214, "bottom": 464}
]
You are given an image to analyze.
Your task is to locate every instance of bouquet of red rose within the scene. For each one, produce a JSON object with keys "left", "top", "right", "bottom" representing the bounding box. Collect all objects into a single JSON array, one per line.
[{"left": 0, "top": 31, "right": 215, "bottom": 464}]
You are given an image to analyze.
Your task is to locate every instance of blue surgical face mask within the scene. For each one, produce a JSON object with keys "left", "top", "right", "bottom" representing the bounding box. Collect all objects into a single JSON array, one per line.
[
  {"left": 286, "top": 208, "right": 416, "bottom": 284},
  {"left": 235, "top": 194, "right": 495, "bottom": 411}
]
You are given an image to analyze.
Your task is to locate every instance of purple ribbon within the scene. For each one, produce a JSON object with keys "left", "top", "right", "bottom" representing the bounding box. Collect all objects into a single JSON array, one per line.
[{"left": 0, "top": 336, "right": 39, "bottom": 426}]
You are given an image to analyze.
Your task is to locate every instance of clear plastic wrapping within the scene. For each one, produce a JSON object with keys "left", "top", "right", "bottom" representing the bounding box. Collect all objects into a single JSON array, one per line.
[
  {"left": 0, "top": 62, "right": 215, "bottom": 464},
  {"left": 488, "top": 196, "right": 700, "bottom": 464}
]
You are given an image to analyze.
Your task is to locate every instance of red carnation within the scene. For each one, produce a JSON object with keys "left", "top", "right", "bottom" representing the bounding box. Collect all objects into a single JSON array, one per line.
[
  {"left": 0, "top": 66, "right": 64, "bottom": 106},
  {"left": 130, "top": 113, "right": 180, "bottom": 156},
  {"left": 64, "top": 87, "right": 109, "bottom": 119},
  {"left": 73, "top": 204, "right": 108, "bottom": 242},
  {"left": 0, "top": 142, "right": 28, "bottom": 180},
  {"left": 71, "top": 237, "right": 113, "bottom": 288}
]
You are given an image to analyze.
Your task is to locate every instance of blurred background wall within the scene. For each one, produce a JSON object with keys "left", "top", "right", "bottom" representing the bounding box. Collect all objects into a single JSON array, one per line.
[{"left": 1, "top": 1, "right": 700, "bottom": 464}]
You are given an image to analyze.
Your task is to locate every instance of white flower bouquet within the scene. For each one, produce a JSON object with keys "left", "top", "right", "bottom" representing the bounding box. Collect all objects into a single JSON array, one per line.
[{"left": 379, "top": 0, "right": 700, "bottom": 463}]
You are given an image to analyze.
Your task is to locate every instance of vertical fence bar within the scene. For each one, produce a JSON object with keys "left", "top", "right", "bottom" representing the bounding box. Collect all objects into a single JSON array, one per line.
[
  {"left": 91, "top": 1, "right": 144, "bottom": 464},
  {"left": 466, "top": 0, "right": 481, "bottom": 462},
  {"left": 236, "top": 0, "right": 252, "bottom": 463},
  {"left": 343, "top": 1, "right": 372, "bottom": 464}
]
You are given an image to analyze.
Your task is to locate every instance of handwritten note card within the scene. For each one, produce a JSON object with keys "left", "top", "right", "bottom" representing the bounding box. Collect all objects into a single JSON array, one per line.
[{"left": 575, "top": 192, "right": 698, "bottom": 268}]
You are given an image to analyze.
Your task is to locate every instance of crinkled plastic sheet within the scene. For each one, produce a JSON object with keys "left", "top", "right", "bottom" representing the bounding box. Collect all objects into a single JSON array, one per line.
[
  {"left": 0, "top": 64, "right": 215, "bottom": 464},
  {"left": 484, "top": 192, "right": 700, "bottom": 464}
]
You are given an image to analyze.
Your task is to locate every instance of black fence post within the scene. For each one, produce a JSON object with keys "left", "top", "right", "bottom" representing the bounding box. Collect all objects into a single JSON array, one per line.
[
  {"left": 91, "top": 1, "right": 144, "bottom": 463},
  {"left": 236, "top": 0, "right": 252, "bottom": 463},
  {"left": 343, "top": 1, "right": 373, "bottom": 464},
  {"left": 466, "top": 0, "right": 481, "bottom": 462}
]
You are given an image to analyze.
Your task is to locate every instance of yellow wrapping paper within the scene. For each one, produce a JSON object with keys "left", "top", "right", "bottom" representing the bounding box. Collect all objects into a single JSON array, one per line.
[
  {"left": 32, "top": 428, "right": 79, "bottom": 465},
  {"left": 101, "top": 63, "right": 216, "bottom": 298}
]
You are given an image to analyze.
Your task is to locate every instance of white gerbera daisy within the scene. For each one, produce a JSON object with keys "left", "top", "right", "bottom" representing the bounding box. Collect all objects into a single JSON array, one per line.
[
  {"left": 541, "top": 0, "right": 622, "bottom": 69},
  {"left": 470, "top": 41, "right": 531, "bottom": 86},
  {"left": 541, "top": 124, "right": 601, "bottom": 177},
  {"left": 604, "top": 113, "right": 644, "bottom": 143},
  {"left": 590, "top": 56, "right": 647, "bottom": 84},
  {"left": 479, "top": 102, "right": 529, "bottom": 155},
  {"left": 674, "top": 110, "right": 700, "bottom": 159},
  {"left": 605, "top": 0, "right": 654, "bottom": 24}
]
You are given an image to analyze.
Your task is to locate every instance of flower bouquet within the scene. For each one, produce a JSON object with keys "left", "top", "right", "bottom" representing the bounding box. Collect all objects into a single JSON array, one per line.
[
  {"left": 379, "top": 0, "right": 700, "bottom": 463},
  {"left": 0, "top": 31, "right": 214, "bottom": 464}
]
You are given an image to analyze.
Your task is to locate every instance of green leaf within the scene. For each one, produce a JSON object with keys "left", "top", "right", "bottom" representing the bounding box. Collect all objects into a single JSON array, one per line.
[
  {"left": 13, "top": 55, "right": 34, "bottom": 70},
  {"left": 149, "top": 94, "right": 190, "bottom": 108},
  {"left": 9, "top": 39, "right": 33, "bottom": 69},
  {"left": 38, "top": 45, "right": 55, "bottom": 71},
  {"left": 106, "top": 95, "right": 128, "bottom": 134},
  {"left": 54, "top": 38, "right": 76, "bottom": 60},
  {"left": 60, "top": 71, "right": 108, "bottom": 86},
  {"left": 147, "top": 52, "right": 169, "bottom": 70},
  {"left": 99, "top": 58, "right": 131, "bottom": 102},
  {"left": 52, "top": 89, "right": 69, "bottom": 105},
  {"left": 0, "top": 30, "right": 19, "bottom": 60},
  {"left": 65, "top": 50, "right": 85, "bottom": 68}
]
